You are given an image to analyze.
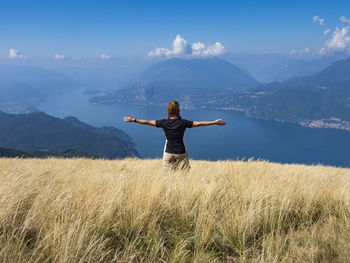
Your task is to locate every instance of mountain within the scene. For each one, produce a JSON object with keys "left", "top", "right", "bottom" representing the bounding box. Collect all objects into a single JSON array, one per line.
[
  {"left": 254, "top": 52, "right": 347, "bottom": 82},
  {"left": 0, "top": 111, "right": 139, "bottom": 158},
  {"left": 137, "top": 57, "right": 259, "bottom": 90},
  {"left": 0, "top": 146, "right": 97, "bottom": 158},
  {"left": 90, "top": 57, "right": 260, "bottom": 107},
  {"left": 272, "top": 59, "right": 331, "bottom": 81},
  {"left": 0, "top": 64, "right": 81, "bottom": 113},
  {"left": 224, "top": 57, "right": 350, "bottom": 130}
]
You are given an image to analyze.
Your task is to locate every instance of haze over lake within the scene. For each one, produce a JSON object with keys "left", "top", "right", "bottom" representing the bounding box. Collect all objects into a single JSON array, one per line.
[{"left": 38, "top": 89, "right": 350, "bottom": 167}]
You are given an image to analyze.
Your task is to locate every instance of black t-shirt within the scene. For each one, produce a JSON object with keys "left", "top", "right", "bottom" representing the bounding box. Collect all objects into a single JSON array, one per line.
[{"left": 156, "top": 118, "right": 193, "bottom": 154}]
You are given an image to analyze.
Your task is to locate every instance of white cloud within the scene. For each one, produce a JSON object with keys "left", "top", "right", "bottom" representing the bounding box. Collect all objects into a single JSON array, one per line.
[
  {"left": 100, "top": 54, "right": 110, "bottom": 60},
  {"left": 54, "top": 54, "right": 64, "bottom": 60},
  {"left": 172, "top": 35, "right": 191, "bottom": 55},
  {"left": 303, "top": 47, "right": 311, "bottom": 54},
  {"left": 203, "top": 42, "right": 226, "bottom": 56},
  {"left": 289, "top": 47, "right": 311, "bottom": 55},
  {"left": 317, "top": 16, "right": 350, "bottom": 55},
  {"left": 147, "top": 47, "right": 172, "bottom": 57},
  {"left": 325, "top": 26, "right": 350, "bottom": 51},
  {"left": 319, "top": 47, "right": 327, "bottom": 55},
  {"left": 191, "top": 42, "right": 205, "bottom": 56},
  {"left": 313, "top": 16, "right": 325, "bottom": 26},
  {"left": 323, "top": 28, "right": 330, "bottom": 37},
  {"left": 313, "top": 16, "right": 350, "bottom": 56},
  {"left": 147, "top": 34, "right": 226, "bottom": 57},
  {"left": 340, "top": 16, "right": 350, "bottom": 24},
  {"left": 8, "top": 49, "right": 26, "bottom": 59},
  {"left": 289, "top": 49, "right": 297, "bottom": 55}
]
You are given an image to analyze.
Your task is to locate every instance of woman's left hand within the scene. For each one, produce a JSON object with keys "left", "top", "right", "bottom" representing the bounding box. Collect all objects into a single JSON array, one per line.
[{"left": 214, "top": 119, "right": 226, "bottom": 125}]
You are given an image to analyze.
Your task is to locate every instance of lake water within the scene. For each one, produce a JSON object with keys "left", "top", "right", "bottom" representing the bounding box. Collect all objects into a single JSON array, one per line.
[{"left": 38, "top": 89, "right": 350, "bottom": 167}]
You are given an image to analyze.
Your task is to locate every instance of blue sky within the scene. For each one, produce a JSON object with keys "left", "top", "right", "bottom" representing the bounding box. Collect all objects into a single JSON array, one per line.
[{"left": 1, "top": 0, "right": 350, "bottom": 59}]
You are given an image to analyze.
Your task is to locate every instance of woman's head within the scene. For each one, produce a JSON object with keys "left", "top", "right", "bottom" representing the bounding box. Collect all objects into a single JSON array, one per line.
[{"left": 167, "top": 100, "right": 180, "bottom": 119}]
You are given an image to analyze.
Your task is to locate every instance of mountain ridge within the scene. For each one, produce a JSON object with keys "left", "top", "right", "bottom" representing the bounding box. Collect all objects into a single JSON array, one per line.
[
  {"left": 89, "top": 56, "right": 350, "bottom": 131},
  {"left": 90, "top": 57, "right": 260, "bottom": 107},
  {"left": 0, "top": 111, "right": 139, "bottom": 158},
  {"left": 0, "top": 64, "right": 81, "bottom": 113},
  {"left": 223, "top": 56, "right": 350, "bottom": 130}
]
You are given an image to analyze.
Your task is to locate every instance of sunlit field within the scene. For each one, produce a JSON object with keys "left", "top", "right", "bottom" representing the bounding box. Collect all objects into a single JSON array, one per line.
[{"left": 1, "top": 158, "right": 350, "bottom": 262}]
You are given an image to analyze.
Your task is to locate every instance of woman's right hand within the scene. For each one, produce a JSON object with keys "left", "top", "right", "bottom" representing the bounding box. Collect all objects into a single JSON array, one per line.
[{"left": 124, "top": 114, "right": 136, "bottom": 122}]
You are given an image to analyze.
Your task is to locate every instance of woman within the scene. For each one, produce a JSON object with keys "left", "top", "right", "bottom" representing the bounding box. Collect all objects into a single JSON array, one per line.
[{"left": 124, "top": 100, "right": 226, "bottom": 170}]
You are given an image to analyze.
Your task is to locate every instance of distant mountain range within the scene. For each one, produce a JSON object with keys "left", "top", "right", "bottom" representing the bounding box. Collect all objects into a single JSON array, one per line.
[
  {"left": 254, "top": 52, "right": 347, "bottom": 82},
  {"left": 223, "top": 57, "right": 350, "bottom": 130},
  {"left": 0, "top": 111, "right": 139, "bottom": 158},
  {"left": 90, "top": 56, "right": 350, "bottom": 131},
  {"left": 90, "top": 57, "right": 260, "bottom": 108},
  {"left": 0, "top": 64, "right": 81, "bottom": 113}
]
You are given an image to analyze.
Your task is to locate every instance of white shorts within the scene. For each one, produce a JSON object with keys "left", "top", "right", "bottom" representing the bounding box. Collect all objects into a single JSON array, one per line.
[{"left": 162, "top": 151, "right": 190, "bottom": 171}]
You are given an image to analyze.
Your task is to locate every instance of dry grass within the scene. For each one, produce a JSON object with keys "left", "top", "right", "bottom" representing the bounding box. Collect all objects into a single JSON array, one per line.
[{"left": 0, "top": 158, "right": 350, "bottom": 262}]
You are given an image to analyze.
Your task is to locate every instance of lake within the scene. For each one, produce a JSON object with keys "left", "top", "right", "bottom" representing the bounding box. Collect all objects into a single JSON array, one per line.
[{"left": 38, "top": 89, "right": 350, "bottom": 167}]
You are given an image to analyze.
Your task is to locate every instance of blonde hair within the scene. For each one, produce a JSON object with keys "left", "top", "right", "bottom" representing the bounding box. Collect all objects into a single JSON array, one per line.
[{"left": 167, "top": 100, "right": 180, "bottom": 119}]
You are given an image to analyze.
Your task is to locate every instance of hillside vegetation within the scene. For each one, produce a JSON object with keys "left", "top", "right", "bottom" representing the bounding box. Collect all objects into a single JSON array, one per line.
[
  {"left": 227, "top": 57, "right": 350, "bottom": 130},
  {"left": 1, "top": 158, "right": 350, "bottom": 262},
  {"left": 0, "top": 145, "right": 96, "bottom": 159},
  {"left": 0, "top": 111, "right": 138, "bottom": 158}
]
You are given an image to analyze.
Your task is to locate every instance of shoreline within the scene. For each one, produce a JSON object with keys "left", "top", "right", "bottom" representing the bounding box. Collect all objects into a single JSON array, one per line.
[
  {"left": 90, "top": 100, "right": 350, "bottom": 132},
  {"left": 214, "top": 106, "right": 350, "bottom": 132}
]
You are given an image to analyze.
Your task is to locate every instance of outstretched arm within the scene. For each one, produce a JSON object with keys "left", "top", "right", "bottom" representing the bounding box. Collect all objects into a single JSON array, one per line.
[
  {"left": 124, "top": 115, "right": 156, "bottom": 127},
  {"left": 192, "top": 119, "right": 226, "bottom": 128}
]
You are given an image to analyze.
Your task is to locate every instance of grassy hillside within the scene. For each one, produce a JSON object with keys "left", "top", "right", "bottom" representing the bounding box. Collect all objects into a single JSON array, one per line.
[{"left": 0, "top": 158, "right": 349, "bottom": 262}]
